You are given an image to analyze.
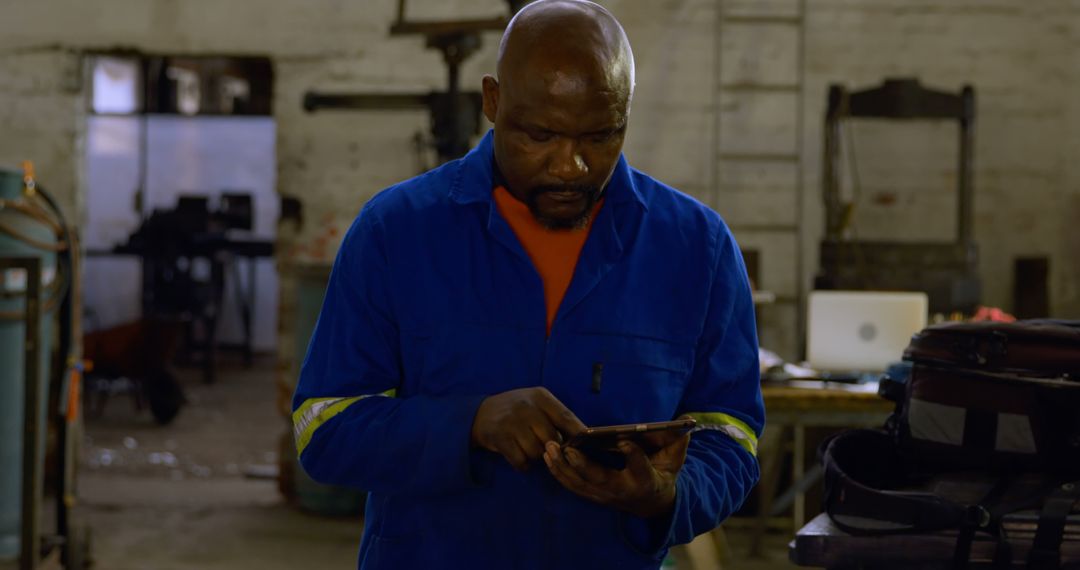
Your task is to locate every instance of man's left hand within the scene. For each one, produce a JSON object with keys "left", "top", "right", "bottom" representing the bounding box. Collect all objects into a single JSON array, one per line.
[{"left": 542, "top": 424, "right": 691, "bottom": 519}]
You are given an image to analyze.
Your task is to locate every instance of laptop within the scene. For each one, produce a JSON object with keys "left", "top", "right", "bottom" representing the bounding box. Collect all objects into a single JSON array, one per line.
[{"left": 807, "top": 291, "right": 929, "bottom": 373}]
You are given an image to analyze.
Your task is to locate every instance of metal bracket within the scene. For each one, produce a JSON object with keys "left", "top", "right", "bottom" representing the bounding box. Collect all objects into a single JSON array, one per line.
[{"left": 302, "top": 0, "right": 524, "bottom": 164}]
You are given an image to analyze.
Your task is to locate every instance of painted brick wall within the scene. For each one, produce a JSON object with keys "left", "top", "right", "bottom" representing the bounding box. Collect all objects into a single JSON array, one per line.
[
  {"left": 2, "top": 0, "right": 1078, "bottom": 369},
  {"left": 803, "top": 0, "right": 1080, "bottom": 324},
  {"left": 0, "top": 49, "right": 84, "bottom": 221}
]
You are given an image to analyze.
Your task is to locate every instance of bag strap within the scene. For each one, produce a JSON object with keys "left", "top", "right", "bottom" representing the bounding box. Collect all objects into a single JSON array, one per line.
[
  {"left": 825, "top": 484, "right": 967, "bottom": 536},
  {"left": 992, "top": 538, "right": 1013, "bottom": 570},
  {"left": 822, "top": 431, "right": 969, "bottom": 536},
  {"left": 952, "top": 475, "right": 1016, "bottom": 570},
  {"left": 1026, "top": 481, "right": 1080, "bottom": 570}
]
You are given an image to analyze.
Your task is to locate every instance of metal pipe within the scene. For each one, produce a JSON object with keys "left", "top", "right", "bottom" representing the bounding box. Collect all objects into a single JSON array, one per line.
[
  {"left": 794, "top": 0, "right": 808, "bottom": 360},
  {"left": 303, "top": 93, "right": 430, "bottom": 112},
  {"left": 958, "top": 85, "right": 975, "bottom": 245},
  {"left": 823, "top": 85, "right": 845, "bottom": 241}
]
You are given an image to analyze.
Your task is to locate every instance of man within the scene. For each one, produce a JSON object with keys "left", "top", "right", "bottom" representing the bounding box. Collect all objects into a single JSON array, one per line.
[{"left": 292, "top": 1, "right": 764, "bottom": 568}]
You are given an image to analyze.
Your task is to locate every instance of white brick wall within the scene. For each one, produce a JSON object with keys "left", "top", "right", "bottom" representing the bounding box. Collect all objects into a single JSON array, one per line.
[
  {"left": 2, "top": 0, "right": 1078, "bottom": 364},
  {"left": 0, "top": 50, "right": 84, "bottom": 221},
  {"left": 804, "top": 0, "right": 1079, "bottom": 325}
]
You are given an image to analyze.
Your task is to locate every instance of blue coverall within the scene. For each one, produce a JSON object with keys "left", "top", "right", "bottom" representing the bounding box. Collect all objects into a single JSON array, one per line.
[{"left": 293, "top": 130, "right": 765, "bottom": 569}]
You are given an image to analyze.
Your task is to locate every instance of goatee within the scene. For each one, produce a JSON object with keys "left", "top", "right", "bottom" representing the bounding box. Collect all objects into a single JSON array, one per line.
[{"left": 526, "top": 184, "right": 602, "bottom": 230}]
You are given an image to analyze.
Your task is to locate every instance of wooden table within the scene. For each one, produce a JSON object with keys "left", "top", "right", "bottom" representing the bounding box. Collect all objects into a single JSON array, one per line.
[
  {"left": 751, "top": 382, "right": 894, "bottom": 555},
  {"left": 790, "top": 513, "right": 1080, "bottom": 569}
]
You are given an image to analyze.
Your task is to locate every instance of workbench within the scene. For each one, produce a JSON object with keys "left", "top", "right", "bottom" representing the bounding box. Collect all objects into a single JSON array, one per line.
[
  {"left": 790, "top": 513, "right": 1080, "bottom": 569},
  {"left": 750, "top": 382, "right": 894, "bottom": 555}
]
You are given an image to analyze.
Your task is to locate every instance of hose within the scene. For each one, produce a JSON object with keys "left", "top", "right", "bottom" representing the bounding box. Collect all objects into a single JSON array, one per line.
[
  {"left": 0, "top": 218, "right": 68, "bottom": 251},
  {"left": 0, "top": 198, "right": 65, "bottom": 235},
  {"left": 0, "top": 176, "right": 73, "bottom": 321},
  {"left": 32, "top": 182, "right": 77, "bottom": 379}
]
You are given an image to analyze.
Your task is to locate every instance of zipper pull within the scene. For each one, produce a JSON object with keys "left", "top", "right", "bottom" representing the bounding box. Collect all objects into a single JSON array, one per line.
[{"left": 591, "top": 362, "right": 603, "bottom": 394}]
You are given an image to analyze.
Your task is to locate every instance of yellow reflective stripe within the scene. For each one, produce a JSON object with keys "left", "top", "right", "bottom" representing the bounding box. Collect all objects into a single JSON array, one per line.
[
  {"left": 292, "top": 389, "right": 397, "bottom": 456},
  {"left": 293, "top": 397, "right": 362, "bottom": 456},
  {"left": 688, "top": 412, "right": 758, "bottom": 457}
]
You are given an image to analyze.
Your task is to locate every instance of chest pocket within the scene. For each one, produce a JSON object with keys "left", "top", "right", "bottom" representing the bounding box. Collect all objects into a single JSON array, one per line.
[{"left": 549, "top": 332, "right": 695, "bottom": 426}]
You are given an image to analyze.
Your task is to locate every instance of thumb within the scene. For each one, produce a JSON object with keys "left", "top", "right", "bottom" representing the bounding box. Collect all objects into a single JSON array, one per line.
[
  {"left": 619, "top": 440, "right": 653, "bottom": 481},
  {"left": 665, "top": 432, "right": 691, "bottom": 472},
  {"left": 643, "top": 414, "right": 696, "bottom": 450}
]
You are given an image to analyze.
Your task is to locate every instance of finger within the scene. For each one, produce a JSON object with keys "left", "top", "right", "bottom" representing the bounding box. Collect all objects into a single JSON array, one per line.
[
  {"left": 563, "top": 447, "right": 612, "bottom": 486},
  {"left": 544, "top": 441, "right": 560, "bottom": 468},
  {"left": 641, "top": 416, "right": 695, "bottom": 450},
  {"left": 653, "top": 432, "right": 692, "bottom": 473},
  {"left": 516, "top": 429, "right": 548, "bottom": 462},
  {"left": 546, "top": 445, "right": 607, "bottom": 501},
  {"left": 495, "top": 434, "right": 530, "bottom": 472},
  {"left": 536, "top": 392, "right": 587, "bottom": 438},
  {"left": 563, "top": 445, "right": 584, "bottom": 469},
  {"left": 640, "top": 431, "right": 677, "bottom": 452},
  {"left": 547, "top": 444, "right": 591, "bottom": 488},
  {"left": 670, "top": 432, "right": 691, "bottom": 464},
  {"left": 499, "top": 406, "right": 555, "bottom": 461},
  {"left": 619, "top": 440, "right": 654, "bottom": 483},
  {"left": 548, "top": 462, "right": 607, "bottom": 505},
  {"left": 528, "top": 413, "right": 563, "bottom": 447}
]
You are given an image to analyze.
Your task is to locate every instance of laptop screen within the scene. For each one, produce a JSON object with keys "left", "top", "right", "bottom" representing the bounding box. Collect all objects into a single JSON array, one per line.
[{"left": 807, "top": 291, "right": 928, "bottom": 373}]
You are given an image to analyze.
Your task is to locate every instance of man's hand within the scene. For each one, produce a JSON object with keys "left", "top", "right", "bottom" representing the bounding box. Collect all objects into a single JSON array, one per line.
[
  {"left": 471, "top": 387, "right": 587, "bottom": 472},
  {"left": 542, "top": 419, "right": 692, "bottom": 519}
]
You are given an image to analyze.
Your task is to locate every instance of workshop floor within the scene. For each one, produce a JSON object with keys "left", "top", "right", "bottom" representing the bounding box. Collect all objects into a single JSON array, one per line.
[{"left": 79, "top": 358, "right": 799, "bottom": 570}]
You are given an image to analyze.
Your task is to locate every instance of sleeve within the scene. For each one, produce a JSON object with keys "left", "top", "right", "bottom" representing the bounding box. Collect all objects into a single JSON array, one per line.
[
  {"left": 291, "top": 207, "right": 488, "bottom": 497},
  {"left": 620, "top": 226, "right": 765, "bottom": 555}
]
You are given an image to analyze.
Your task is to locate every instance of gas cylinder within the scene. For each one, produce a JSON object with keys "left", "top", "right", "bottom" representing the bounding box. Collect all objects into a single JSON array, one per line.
[{"left": 0, "top": 164, "right": 61, "bottom": 560}]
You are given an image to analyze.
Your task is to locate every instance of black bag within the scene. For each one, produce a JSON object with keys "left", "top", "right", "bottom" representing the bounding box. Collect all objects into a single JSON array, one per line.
[
  {"left": 897, "top": 321, "right": 1080, "bottom": 476},
  {"left": 822, "top": 430, "right": 1080, "bottom": 568},
  {"left": 821, "top": 320, "right": 1080, "bottom": 568}
]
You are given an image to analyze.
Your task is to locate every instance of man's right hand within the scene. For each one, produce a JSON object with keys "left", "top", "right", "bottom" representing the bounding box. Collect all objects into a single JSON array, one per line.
[{"left": 470, "top": 387, "right": 586, "bottom": 472}]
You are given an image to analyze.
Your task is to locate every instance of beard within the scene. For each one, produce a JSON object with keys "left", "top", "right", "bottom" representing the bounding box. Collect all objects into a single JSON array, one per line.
[{"left": 525, "top": 183, "right": 603, "bottom": 230}]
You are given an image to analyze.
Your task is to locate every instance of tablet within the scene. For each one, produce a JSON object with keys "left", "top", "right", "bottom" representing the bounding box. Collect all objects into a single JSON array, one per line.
[{"left": 562, "top": 418, "right": 697, "bottom": 470}]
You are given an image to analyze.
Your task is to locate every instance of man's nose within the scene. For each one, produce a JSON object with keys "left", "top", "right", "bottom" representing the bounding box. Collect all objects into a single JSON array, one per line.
[{"left": 547, "top": 139, "right": 588, "bottom": 182}]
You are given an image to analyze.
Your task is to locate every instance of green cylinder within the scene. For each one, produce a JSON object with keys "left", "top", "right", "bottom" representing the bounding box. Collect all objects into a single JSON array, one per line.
[
  {"left": 290, "top": 262, "right": 366, "bottom": 516},
  {"left": 0, "top": 167, "right": 57, "bottom": 560}
]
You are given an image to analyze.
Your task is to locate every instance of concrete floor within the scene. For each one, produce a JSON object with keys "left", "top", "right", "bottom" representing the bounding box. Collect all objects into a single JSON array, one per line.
[{"left": 78, "top": 358, "right": 799, "bottom": 569}]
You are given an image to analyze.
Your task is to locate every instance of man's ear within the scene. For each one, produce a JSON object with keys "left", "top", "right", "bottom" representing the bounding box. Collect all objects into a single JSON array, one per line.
[{"left": 482, "top": 75, "right": 499, "bottom": 124}]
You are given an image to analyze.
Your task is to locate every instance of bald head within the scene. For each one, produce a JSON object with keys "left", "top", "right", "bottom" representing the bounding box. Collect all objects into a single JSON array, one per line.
[
  {"left": 497, "top": 0, "right": 635, "bottom": 106},
  {"left": 481, "top": 0, "right": 635, "bottom": 230}
]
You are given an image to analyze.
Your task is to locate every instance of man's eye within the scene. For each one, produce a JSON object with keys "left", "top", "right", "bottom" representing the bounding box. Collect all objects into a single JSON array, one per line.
[
  {"left": 588, "top": 132, "right": 614, "bottom": 144},
  {"left": 527, "top": 130, "right": 553, "bottom": 142}
]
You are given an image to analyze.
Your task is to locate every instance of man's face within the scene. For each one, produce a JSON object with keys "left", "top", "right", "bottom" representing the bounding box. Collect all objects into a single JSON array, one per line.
[{"left": 483, "top": 67, "right": 629, "bottom": 230}]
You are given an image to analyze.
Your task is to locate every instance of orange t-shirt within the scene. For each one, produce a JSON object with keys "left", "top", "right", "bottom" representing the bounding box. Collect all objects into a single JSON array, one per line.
[{"left": 493, "top": 186, "right": 604, "bottom": 335}]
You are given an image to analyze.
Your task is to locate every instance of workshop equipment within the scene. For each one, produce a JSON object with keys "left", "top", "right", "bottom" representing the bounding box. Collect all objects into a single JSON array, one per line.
[
  {"left": 283, "top": 263, "right": 367, "bottom": 516},
  {"left": 0, "top": 163, "right": 86, "bottom": 569},
  {"left": 303, "top": 0, "right": 525, "bottom": 164},
  {"left": 0, "top": 166, "right": 59, "bottom": 563},
  {"left": 91, "top": 193, "right": 273, "bottom": 388},
  {"left": 816, "top": 78, "right": 981, "bottom": 314},
  {"left": 82, "top": 318, "right": 185, "bottom": 425}
]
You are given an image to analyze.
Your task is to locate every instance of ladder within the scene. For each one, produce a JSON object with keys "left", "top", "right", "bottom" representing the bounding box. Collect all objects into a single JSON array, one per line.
[{"left": 714, "top": 0, "right": 807, "bottom": 359}]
